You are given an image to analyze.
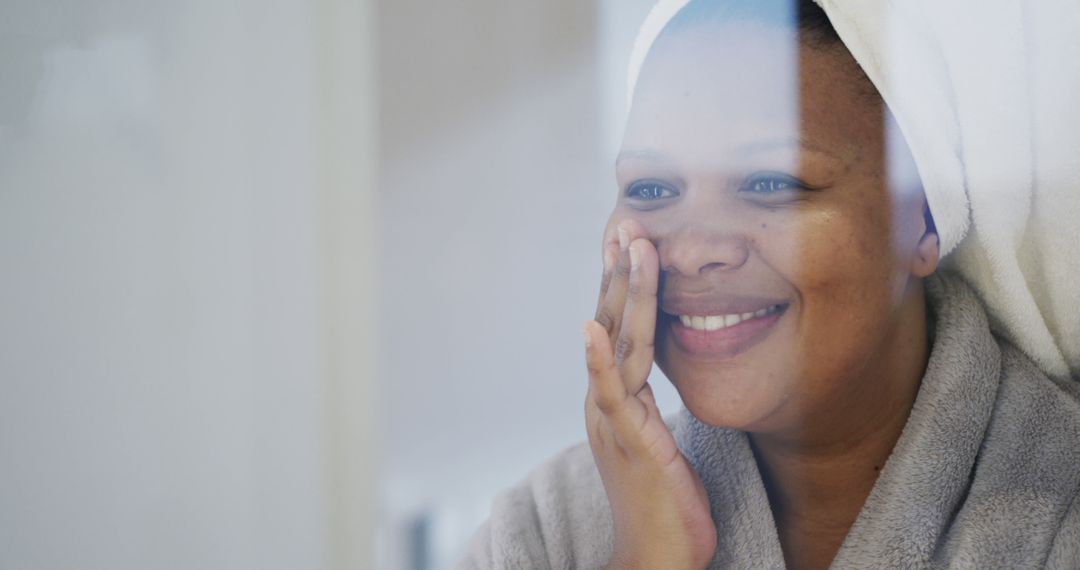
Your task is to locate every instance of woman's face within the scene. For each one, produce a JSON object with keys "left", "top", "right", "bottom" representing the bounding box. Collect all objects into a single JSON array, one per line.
[{"left": 610, "top": 24, "right": 936, "bottom": 435}]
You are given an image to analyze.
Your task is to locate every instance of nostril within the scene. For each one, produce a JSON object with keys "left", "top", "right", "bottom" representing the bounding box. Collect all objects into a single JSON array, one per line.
[
  {"left": 656, "top": 232, "right": 750, "bottom": 276},
  {"left": 699, "top": 261, "right": 730, "bottom": 275}
]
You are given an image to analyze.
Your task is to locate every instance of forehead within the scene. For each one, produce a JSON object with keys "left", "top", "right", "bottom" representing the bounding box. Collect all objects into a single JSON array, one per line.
[{"left": 623, "top": 24, "right": 881, "bottom": 169}]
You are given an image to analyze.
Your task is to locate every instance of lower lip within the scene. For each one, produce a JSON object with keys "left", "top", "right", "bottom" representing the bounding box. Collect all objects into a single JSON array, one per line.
[{"left": 667, "top": 305, "right": 788, "bottom": 359}]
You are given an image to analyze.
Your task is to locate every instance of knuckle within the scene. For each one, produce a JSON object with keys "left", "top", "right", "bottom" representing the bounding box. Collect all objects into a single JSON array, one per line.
[
  {"left": 599, "top": 268, "right": 614, "bottom": 291},
  {"left": 615, "top": 335, "right": 654, "bottom": 364},
  {"left": 614, "top": 336, "right": 635, "bottom": 363},
  {"left": 594, "top": 393, "right": 618, "bottom": 414},
  {"left": 595, "top": 308, "right": 618, "bottom": 336}
]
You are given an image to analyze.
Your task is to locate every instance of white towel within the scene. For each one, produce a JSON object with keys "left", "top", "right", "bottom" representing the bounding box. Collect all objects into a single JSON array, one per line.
[{"left": 627, "top": 0, "right": 1080, "bottom": 381}]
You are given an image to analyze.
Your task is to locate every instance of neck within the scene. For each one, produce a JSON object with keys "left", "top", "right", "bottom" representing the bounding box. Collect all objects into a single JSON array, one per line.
[
  {"left": 749, "top": 285, "right": 931, "bottom": 568},
  {"left": 749, "top": 399, "right": 911, "bottom": 526}
]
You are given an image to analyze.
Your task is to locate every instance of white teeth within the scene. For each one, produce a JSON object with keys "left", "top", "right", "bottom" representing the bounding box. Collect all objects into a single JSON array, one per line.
[{"left": 678, "top": 304, "right": 783, "bottom": 331}]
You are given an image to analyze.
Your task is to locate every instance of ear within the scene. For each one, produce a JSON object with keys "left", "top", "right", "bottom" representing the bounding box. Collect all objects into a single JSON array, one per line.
[{"left": 911, "top": 201, "right": 940, "bottom": 278}]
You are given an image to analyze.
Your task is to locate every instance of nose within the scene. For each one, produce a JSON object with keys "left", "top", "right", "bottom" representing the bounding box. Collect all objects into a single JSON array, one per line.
[{"left": 656, "top": 223, "right": 750, "bottom": 277}]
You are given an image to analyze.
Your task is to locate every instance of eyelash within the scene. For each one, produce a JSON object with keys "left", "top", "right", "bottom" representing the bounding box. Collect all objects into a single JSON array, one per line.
[
  {"left": 743, "top": 172, "right": 808, "bottom": 194},
  {"left": 626, "top": 181, "right": 676, "bottom": 200},
  {"left": 624, "top": 173, "right": 810, "bottom": 201}
]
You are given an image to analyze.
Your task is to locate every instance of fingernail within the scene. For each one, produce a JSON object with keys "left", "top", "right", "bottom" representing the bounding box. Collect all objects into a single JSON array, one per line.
[
  {"left": 629, "top": 244, "right": 640, "bottom": 271},
  {"left": 617, "top": 226, "right": 629, "bottom": 250},
  {"left": 582, "top": 325, "right": 593, "bottom": 349}
]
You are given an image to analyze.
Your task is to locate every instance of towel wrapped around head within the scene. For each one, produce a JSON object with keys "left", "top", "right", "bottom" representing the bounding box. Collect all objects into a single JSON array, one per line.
[{"left": 628, "top": 0, "right": 1080, "bottom": 381}]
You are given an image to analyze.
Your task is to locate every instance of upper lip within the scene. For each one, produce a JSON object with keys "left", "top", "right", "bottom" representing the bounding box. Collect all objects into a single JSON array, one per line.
[{"left": 661, "top": 292, "right": 790, "bottom": 317}]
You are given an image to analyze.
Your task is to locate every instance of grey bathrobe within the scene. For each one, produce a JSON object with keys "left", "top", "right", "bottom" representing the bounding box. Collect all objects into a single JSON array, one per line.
[{"left": 461, "top": 273, "right": 1080, "bottom": 569}]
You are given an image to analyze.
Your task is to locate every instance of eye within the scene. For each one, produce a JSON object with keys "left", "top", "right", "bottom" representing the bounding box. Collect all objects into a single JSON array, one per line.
[
  {"left": 742, "top": 172, "right": 808, "bottom": 194},
  {"left": 626, "top": 180, "right": 678, "bottom": 201}
]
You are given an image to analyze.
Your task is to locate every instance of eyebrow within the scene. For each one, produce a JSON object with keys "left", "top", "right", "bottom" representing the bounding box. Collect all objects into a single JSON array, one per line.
[
  {"left": 615, "top": 148, "right": 672, "bottom": 167},
  {"left": 736, "top": 137, "right": 846, "bottom": 160},
  {"left": 616, "top": 137, "right": 848, "bottom": 167}
]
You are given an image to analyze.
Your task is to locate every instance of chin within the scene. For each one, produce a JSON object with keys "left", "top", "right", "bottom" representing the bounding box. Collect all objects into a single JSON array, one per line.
[
  {"left": 654, "top": 304, "right": 800, "bottom": 430},
  {"left": 660, "top": 360, "right": 792, "bottom": 432}
]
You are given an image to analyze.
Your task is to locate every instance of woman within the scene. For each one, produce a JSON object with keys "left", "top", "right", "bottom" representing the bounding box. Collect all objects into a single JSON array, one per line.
[{"left": 462, "top": 1, "right": 1080, "bottom": 568}]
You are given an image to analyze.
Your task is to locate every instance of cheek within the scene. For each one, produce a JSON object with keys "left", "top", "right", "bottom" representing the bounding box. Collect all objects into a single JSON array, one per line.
[
  {"left": 772, "top": 196, "right": 903, "bottom": 377},
  {"left": 770, "top": 194, "right": 897, "bottom": 294},
  {"left": 749, "top": 208, "right": 852, "bottom": 291}
]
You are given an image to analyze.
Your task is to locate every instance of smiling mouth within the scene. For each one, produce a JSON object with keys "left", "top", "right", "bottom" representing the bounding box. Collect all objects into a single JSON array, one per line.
[
  {"left": 676, "top": 303, "right": 786, "bottom": 331},
  {"left": 663, "top": 302, "right": 790, "bottom": 359}
]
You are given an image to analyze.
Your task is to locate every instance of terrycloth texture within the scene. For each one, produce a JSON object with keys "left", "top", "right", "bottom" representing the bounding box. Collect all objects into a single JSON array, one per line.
[
  {"left": 626, "top": 0, "right": 1080, "bottom": 381},
  {"left": 460, "top": 272, "right": 1080, "bottom": 568}
]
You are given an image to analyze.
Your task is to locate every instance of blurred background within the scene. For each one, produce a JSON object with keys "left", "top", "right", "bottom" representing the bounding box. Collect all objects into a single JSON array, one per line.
[{"left": 0, "top": 0, "right": 681, "bottom": 568}]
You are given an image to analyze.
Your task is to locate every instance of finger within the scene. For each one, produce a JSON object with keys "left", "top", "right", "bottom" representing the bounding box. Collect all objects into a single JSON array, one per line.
[
  {"left": 595, "top": 220, "right": 649, "bottom": 342},
  {"left": 594, "top": 226, "right": 631, "bottom": 340},
  {"left": 596, "top": 242, "right": 618, "bottom": 309},
  {"left": 583, "top": 390, "right": 610, "bottom": 454},
  {"left": 596, "top": 226, "right": 619, "bottom": 308},
  {"left": 637, "top": 382, "right": 658, "bottom": 409},
  {"left": 583, "top": 320, "right": 648, "bottom": 445},
  {"left": 615, "top": 238, "right": 660, "bottom": 395}
]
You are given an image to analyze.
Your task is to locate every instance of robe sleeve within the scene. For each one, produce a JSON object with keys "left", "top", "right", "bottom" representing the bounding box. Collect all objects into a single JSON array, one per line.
[
  {"left": 457, "top": 481, "right": 552, "bottom": 570},
  {"left": 457, "top": 443, "right": 614, "bottom": 570}
]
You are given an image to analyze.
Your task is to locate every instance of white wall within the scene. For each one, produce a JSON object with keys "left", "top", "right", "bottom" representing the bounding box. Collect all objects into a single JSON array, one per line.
[
  {"left": 375, "top": 1, "right": 662, "bottom": 568},
  {"left": 0, "top": 0, "right": 377, "bottom": 568}
]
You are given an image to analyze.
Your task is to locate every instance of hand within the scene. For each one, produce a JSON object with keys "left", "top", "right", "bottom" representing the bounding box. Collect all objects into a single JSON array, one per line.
[{"left": 583, "top": 220, "right": 717, "bottom": 570}]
